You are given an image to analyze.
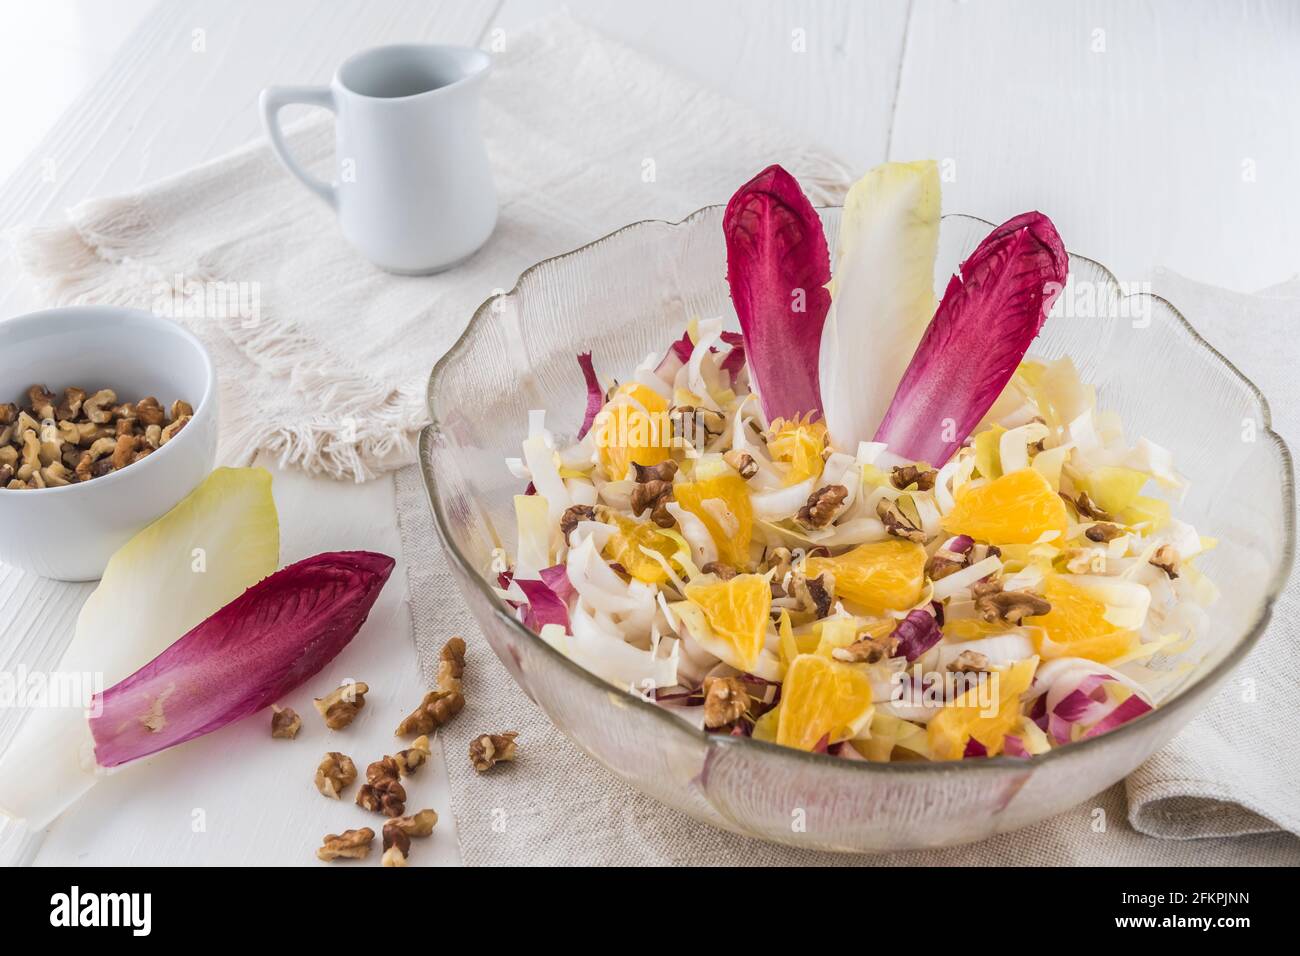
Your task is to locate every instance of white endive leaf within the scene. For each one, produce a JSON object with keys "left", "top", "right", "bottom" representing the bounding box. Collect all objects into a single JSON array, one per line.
[
  {"left": 0, "top": 467, "right": 279, "bottom": 829},
  {"left": 819, "top": 160, "right": 941, "bottom": 451}
]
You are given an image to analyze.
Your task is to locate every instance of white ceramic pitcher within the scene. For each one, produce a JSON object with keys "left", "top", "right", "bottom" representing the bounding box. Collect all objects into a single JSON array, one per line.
[{"left": 260, "top": 44, "right": 497, "bottom": 275}]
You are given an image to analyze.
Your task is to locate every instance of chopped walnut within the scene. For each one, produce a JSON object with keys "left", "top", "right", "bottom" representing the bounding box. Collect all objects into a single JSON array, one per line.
[
  {"left": 1064, "top": 490, "right": 1113, "bottom": 522},
  {"left": 759, "top": 547, "right": 793, "bottom": 595},
  {"left": 317, "top": 828, "right": 374, "bottom": 862},
  {"left": 926, "top": 542, "right": 970, "bottom": 582},
  {"left": 560, "top": 504, "right": 597, "bottom": 544},
  {"left": 386, "top": 808, "right": 438, "bottom": 838},
  {"left": 797, "top": 484, "right": 848, "bottom": 529},
  {"left": 832, "top": 632, "right": 899, "bottom": 664},
  {"left": 314, "top": 752, "right": 358, "bottom": 799},
  {"left": 270, "top": 705, "right": 302, "bottom": 739},
  {"left": 469, "top": 732, "right": 519, "bottom": 772},
  {"left": 357, "top": 776, "right": 406, "bottom": 817},
  {"left": 1063, "top": 547, "right": 1106, "bottom": 574},
  {"left": 976, "top": 589, "right": 1051, "bottom": 625},
  {"left": 947, "top": 649, "right": 990, "bottom": 673},
  {"left": 702, "top": 676, "right": 750, "bottom": 729},
  {"left": 891, "top": 464, "right": 937, "bottom": 491},
  {"left": 395, "top": 689, "right": 464, "bottom": 736},
  {"left": 314, "top": 680, "right": 368, "bottom": 729},
  {"left": 1085, "top": 522, "right": 1126, "bottom": 543},
  {"left": 672, "top": 405, "right": 725, "bottom": 443},
  {"left": 394, "top": 735, "right": 432, "bottom": 776},
  {"left": 1150, "top": 544, "right": 1180, "bottom": 579},
  {"left": 438, "top": 636, "right": 466, "bottom": 695},
  {"left": 381, "top": 825, "right": 411, "bottom": 867},
  {"left": 876, "top": 495, "right": 928, "bottom": 543},
  {"left": 134, "top": 396, "right": 165, "bottom": 427},
  {"left": 723, "top": 448, "right": 758, "bottom": 479},
  {"left": 366, "top": 755, "right": 401, "bottom": 784},
  {"left": 790, "top": 572, "right": 833, "bottom": 618},
  {"left": 700, "top": 561, "right": 737, "bottom": 581},
  {"left": 2, "top": 383, "right": 192, "bottom": 489},
  {"left": 630, "top": 460, "right": 677, "bottom": 528}
]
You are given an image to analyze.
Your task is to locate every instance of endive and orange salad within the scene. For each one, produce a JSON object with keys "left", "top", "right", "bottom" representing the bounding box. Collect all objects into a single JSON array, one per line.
[{"left": 497, "top": 161, "right": 1215, "bottom": 762}]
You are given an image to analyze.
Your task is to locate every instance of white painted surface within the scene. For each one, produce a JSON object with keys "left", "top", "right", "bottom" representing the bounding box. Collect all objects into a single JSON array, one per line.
[{"left": 0, "top": 0, "right": 1294, "bottom": 865}]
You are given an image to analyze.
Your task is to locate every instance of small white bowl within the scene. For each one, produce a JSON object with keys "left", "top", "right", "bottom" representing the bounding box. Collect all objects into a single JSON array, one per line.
[{"left": 0, "top": 307, "right": 218, "bottom": 580}]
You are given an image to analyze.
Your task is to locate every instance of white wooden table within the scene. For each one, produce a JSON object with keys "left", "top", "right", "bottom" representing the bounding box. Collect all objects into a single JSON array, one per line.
[{"left": 1, "top": 0, "right": 1297, "bottom": 866}]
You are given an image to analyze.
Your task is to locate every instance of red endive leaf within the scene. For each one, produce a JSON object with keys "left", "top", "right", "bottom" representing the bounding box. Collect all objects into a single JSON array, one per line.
[
  {"left": 874, "top": 212, "right": 1068, "bottom": 465},
  {"left": 91, "top": 551, "right": 394, "bottom": 767},
  {"left": 724, "top": 164, "right": 831, "bottom": 422},
  {"left": 576, "top": 351, "right": 603, "bottom": 439}
]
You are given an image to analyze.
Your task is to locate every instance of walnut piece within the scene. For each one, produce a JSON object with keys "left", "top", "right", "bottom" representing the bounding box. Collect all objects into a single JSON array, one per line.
[
  {"left": 891, "top": 464, "right": 937, "bottom": 491},
  {"left": 789, "top": 572, "right": 833, "bottom": 618},
  {"left": 759, "top": 547, "right": 793, "bottom": 595},
  {"left": 386, "top": 808, "right": 438, "bottom": 839},
  {"left": 630, "top": 459, "right": 677, "bottom": 528},
  {"left": 356, "top": 776, "right": 407, "bottom": 817},
  {"left": 976, "top": 589, "right": 1051, "bottom": 625},
  {"left": 876, "top": 495, "right": 928, "bottom": 543},
  {"left": 381, "top": 825, "right": 411, "bottom": 867},
  {"left": 1085, "top": 522, "right": 1126, "bottom": 543},
  {"left": 469, "top": 731, "right": 519, "bottom": 772},
  {"left": 314, "top": 752, "right": 358, "bottom": 798},
  {"left": 313, "top": 680, "right": 368, "bottom": 730},
  {"left": 1150, "top": 544, "right": 1180, "bottom": 579},
  {"left": 317, "top": 827, "right": 374, "bottom": 862},
  {"left": 702, "top": 676, "right": 750, "bottom": 729},
  {"left": 832, "top": 632, "right": 899, "bottom": 664},
  {"left": 723, "top": 448, "right": 758, "bottom": 480},
  {"left": 797, "top": 484, "right": 848, "bottom": 529},
  {"left": 700, "top": 561, "right": 737, "bottom": 581},
  {"left": 437, "top": 636, "right": 466, "bottom": 695},
  {"left": 1064, "top": 490, "right": 1113, "bottom": 522},
  {"left": 559, "top": 504, "right": 596, "bottom": 545},
  {"left": 394, "top": 735, "right": 432, "bottom": 776},
  {"left": 395, "top": 689, "right": 463, "bottom": 736},
  {"left": 947, "top": 649, "right": 991, "bottom": 673},
  {"left": 270, "top": 705, "right": 302, "bottom": 739}
]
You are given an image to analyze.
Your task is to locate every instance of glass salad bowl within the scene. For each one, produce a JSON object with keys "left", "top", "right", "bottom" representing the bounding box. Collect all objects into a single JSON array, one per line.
[{"left": 419, "top": 208, "right": 1294, "bottom": 852}]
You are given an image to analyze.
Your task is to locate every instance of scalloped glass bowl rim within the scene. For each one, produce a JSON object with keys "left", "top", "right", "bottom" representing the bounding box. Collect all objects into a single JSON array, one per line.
[{"left": 421, "top": 207, "right": 1295, "bottom": 777}]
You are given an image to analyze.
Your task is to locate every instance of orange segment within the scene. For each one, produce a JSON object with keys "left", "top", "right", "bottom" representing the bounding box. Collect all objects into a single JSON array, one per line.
[
  {"left": 941, "top": 467, "right": 1070, "bottom": 545},
  {"left": 602, "top": 513, "right": 676, "bottom": 585},
  {"left": 943, "top": 617, "right": 1021, "bottom": 642},
  {"left": 768, "top": 415, "right": 827, "bottom": 486},
  {"left": 804, "top": 539, "right": 926, "bottom": 613},
  {"left": 928, "top": 657, "right": 1037, "bottom": 759},
  {"left": 674, "top": 472, "right": 753, "bottom": 568},
  {"left": 1026, "top": 574, "right": 1136, "bottom": 663},
  {"left": 594, "top": 383, "right": 672, "bottom": 481},
  {"left": 683, "top": 573, "right": 771, "bottom": 672},
  {"left": 776, "top": 654, "right": 874, "bottom": 751}
]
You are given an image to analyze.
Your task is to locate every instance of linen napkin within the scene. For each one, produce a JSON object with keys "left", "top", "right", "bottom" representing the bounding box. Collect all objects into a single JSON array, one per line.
[{"left": 7, "top": 13, "right": 850, "bottom": 482}]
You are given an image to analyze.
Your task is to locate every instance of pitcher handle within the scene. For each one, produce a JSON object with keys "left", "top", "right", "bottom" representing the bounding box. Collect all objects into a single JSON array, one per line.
[{"left": 258, "top": 85, "right": 338, "bottom": 209}]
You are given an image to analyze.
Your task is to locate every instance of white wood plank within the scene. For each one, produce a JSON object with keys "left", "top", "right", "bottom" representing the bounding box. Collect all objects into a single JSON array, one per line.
[
  {"left": 888, "top": 0, "right": 1300, "bottom": 292},
  {"left": 495, "top": 0, "right": 910, "bottom": 166}
]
